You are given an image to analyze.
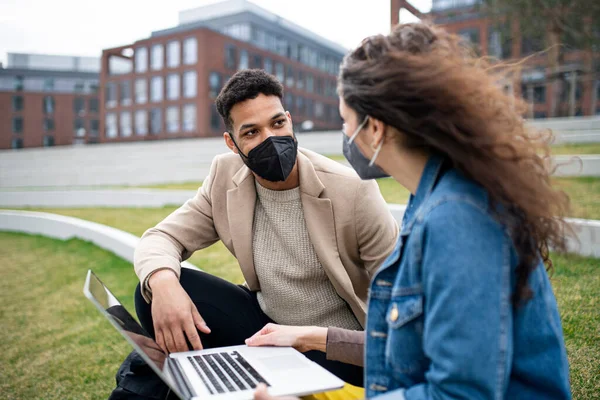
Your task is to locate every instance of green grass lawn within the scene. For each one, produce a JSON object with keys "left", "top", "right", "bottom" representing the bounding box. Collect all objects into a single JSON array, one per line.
[
  {"left": 549, "top": 143, "right": 600, "bottom": 156},
  {"left": 0, "top": 231, "right": 597, "bottom": 399}
]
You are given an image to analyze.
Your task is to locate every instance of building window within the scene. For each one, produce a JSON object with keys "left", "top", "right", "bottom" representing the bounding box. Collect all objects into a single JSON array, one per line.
[
  {"left": 264, "top": 58, "right": 272, "bottom": 74},
  {"left": 210, "top": 105, "right": 221, "bottom": 131},
  {"left": 296, "top": 96, "right": 304, "bottom": 116},
  {"left": 88, "top": 81, "right": 99, "bottom": 94},
  {"left": 296, "top": 71, "right": 304, "bottom": 90},
  {"left": 42, "top": 96, "right": 55, "bottom": 114},
  {"left": 183, "top": 37, "right": 198, "bottom": 65},
  {"left": 73, "top": 97, "right": 85, "bottom": 115},
  {"left": 239, "top": 49, "right": 249, "bottom": 70},
  {"left": 183, "top": 71, "right": 197, "bottom": 98},
  {"left": 105, "top": 113, "right": 118, "bottom": 138},
  {"left": 105, "top": 82, "right": 117, "bottom": 108},
  {"left": 14, "top": 76, "right": 24, "bottom": 91},
  {"left": 315, "top": 77, "right": 323, "bottom": 96},
  {"left": 74, "top": 81, "right": 85, "bottom": 93},
  {"left": 44, "top": 118, "right": 54, "bottom": 131},
  {"left": 151, "top": 44, "right": 164, "bottom": 70},
  {"left": 305, "top": 98, "right": 313, "bottom": 117},
  {"left": 135, "top": 79, "right": 147, "bottom": 104},
  {"left": 74, "top": 119, "right": 86, "bottom": 137},
  {"left": 120, "top": 111, "right": 132, "bottom": 137},
  {"left": 275, "top": 63, "right": 284, "bottom": 82},
  {"left": 120, "top": 81, "right": 132, "bottom": 106},
  {"left": 576, "top": 81, "right": 583, "bottom": 101},
  {"left": 225, "top": 45, "right": 237, "bottom": 69},
  {"left": 135, "top": 47, "right": 148, "bottom": 73},
  {"left": 11, "top": 138, "right": 23, "bottom": 149},
  {"left": 183, "top": 104, "right": 196, "bottom": 132},
  {"left": 459, "top": 27, "right": 481, "bottom": 53},
  {"left": 285, "top": 93, "right": 294, "bottom": 113},
  {"left": 89, "top": 98, "right": 99, "bottom": 113},
  {"left": 488, "top": 24, "right": 512, "bottom": 59},
  {"left": 223, "top": 23, "right": 251, "bottom": 41},
  {"left": 533, "top": 86, "right": 546, "bottom": 103},
  {"left": 315, "top": 102, "right": 324, "bottom": 119},
  {"left": 561, "top": 76, "right": 584, "bottom": 103},
  {"left": 285, "top": 66, "right": 294, "bottom": 87},
  {"left": 43, "top": 78, "right": 54, "bottom": 92},
  {"left": 534, "top": 111, "right": 547, "bottom": 119},
  {"left": 251, "top": 54, "right": 262, "bottom": 69},
  {"left": 521, "top": 32, "right": 544, "bottom": 56},
  {"left": 166, "top": 106, "right": 180, "bottom": 133},
  {"left": 275, "top": 37, "right": 288, "bottom": 56},
  {"left": 209, "top": 72, "right": 221, "bottom": 98},
  {"left": 306, "top": 74, "right": 314, "bottom": 93},
  {"left": 12, "top": 117, "right": 23, "bottom": 133},
  {"left": 151, "top": 76, "right": 163, "bottom": 102},
  {"left": 150, "top": 108, "right": 162, "bottom": 135},
  {"left": 12, "top": 96, "right": 23, "bottom": 111},
  {"left": 43, "top": 135, "right": 54, "bottom": 147},
  {"left": 135, "top": 110, "right": 148, "bottom": 136},
  {"left": 167, "top": 74, "right": 180, "bottom": 100},
  {"left": 90, "top": 120, "right": 99, "bottom": 136},
  {"left": 167, "top": 41, "right": 181, "bottom": 68}
]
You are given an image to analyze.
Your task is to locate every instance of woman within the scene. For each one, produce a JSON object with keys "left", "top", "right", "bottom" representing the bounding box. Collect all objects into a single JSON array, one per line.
[{"left": 251, "top": 22, "right": 572, "bottom": 399}]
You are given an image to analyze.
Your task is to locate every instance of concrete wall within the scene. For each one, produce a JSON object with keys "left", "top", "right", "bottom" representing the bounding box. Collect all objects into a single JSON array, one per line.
[
  {"left": 0, "top": 210, "right": 199, "bottom": 270},
  {"left": 1, "top": 208, "right": 598, "bottom": 260},
  {"left": 0, "top": 189, "right": 198, "bottom": 208},
  {"left": 388, "top": 204, "right": 600, "bottom": 258}
]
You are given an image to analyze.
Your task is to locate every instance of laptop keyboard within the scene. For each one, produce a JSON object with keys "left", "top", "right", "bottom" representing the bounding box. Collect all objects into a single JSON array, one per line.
[{"left": 187, "top": 351, "right": 271, "bottom": 394}]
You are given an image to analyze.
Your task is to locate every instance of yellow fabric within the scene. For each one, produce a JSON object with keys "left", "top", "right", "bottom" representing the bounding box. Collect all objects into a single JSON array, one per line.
[{"left": 302, "top": 383, "right": 364, "bottom": 400}]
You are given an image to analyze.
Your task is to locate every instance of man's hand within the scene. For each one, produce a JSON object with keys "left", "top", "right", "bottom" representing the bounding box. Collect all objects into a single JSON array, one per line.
[
  {"left": 245, "top": 323, "right": 328, "bottom": 353},
  {"left": 149, "top": 269, "right": 211, "bottom": 353}
]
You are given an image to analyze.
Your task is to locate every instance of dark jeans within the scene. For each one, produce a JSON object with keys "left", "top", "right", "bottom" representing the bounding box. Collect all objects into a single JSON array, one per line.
[{"left": 110, "top": 268, "right": 363, "bottom": 399}]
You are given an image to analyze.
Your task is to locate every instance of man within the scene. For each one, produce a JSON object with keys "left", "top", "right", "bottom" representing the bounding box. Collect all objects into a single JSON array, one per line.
[{"left": 129, "top": 69, "right": 398, "bottom": 393}]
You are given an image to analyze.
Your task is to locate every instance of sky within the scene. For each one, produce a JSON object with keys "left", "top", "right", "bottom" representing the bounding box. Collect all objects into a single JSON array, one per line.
[{"left": 0, "top": 0, "right": 431, "bottom": 66}]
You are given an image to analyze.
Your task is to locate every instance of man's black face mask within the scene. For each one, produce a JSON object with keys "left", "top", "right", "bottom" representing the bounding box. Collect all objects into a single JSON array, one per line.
[{"left": 231, "top": 135, "right": 298, "bottom": 182}]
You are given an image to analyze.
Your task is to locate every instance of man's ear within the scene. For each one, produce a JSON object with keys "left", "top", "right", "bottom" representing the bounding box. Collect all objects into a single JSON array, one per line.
[{"left": 223, "top": 132, "right": 238, "bottom": 154}]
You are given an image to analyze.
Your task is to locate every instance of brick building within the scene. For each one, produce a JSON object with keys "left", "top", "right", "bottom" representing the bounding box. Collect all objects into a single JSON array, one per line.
[
  {"left": 391, "top": 0, "right": 600, "bottom": 118},
  {"left": 100, "top": 0, "right": 346, "bottom": 144},
  {"left": 0, "top": 53, "right": 100, "bottom": 149}
]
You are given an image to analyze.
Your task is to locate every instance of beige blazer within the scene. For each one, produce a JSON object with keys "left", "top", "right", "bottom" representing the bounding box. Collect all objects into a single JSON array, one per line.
[{"left": 134, "top": 148, "right": 399, "bottom": 327}]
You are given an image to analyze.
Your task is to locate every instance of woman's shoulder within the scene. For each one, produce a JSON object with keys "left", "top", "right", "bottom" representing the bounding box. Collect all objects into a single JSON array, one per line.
[{"left": 419, "top": 168, "right": 505, "bottom": 236}]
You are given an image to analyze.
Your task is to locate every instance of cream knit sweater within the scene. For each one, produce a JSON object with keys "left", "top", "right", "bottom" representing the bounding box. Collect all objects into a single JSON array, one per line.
[{"left": 253, "top": 182, "right": 362, "bottom": 330}]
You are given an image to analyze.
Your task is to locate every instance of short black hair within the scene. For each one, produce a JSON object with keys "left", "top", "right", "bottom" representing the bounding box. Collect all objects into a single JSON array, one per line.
[{"left": 216, "top": 69, "right": 284, "bottom": 134}]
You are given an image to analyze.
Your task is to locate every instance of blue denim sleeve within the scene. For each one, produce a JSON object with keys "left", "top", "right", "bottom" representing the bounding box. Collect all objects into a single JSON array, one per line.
[{"left": 403, "top": 200, "right": 512, "bottom": 400}]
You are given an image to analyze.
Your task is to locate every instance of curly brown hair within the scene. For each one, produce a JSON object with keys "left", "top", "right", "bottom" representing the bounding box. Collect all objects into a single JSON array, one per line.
[{"left": 339, "top": 22, "right": 571, "bottom": 305}]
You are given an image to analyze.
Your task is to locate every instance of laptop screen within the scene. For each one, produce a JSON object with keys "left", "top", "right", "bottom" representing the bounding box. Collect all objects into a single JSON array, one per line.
[{"left": 83, "top": 270, "right": 171, "bottom": 382}]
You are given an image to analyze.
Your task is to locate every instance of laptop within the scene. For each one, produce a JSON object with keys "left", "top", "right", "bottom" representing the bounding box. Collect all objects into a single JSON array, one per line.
[{"left": 83, "top": 270, "right": 345, "bottom": 400}]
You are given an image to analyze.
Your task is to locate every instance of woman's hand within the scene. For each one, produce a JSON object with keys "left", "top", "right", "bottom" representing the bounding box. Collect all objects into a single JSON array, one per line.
[
  {"left": 245, "top": 323, "right": 328, "bottom": 353},
  {"left": 254, "top": 383, "right": 300, "bottom": 400}
]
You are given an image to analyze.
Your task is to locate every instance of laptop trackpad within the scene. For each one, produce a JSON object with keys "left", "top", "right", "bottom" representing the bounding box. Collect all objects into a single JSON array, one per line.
[{"left": 258, "top": 355, "right": 307, "bottom": 371}]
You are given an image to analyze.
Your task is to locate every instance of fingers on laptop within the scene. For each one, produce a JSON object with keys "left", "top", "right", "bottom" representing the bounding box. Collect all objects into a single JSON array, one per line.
[{"left": 184, "top": 319, "right": 203, "bottom": 350}]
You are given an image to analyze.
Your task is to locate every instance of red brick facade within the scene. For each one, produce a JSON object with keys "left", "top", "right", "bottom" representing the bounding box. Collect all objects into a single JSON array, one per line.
[
  {"left": 0, "top": 90, "right": 99, "bottom": 150},
  {"left": 100, "top": 27, "right": 342, "bottom": 144}
]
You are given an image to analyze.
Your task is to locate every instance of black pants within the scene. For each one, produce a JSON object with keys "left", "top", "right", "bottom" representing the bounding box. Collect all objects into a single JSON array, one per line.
[{"left": 135, "top": 268, "right": 364, "bottom": 387}]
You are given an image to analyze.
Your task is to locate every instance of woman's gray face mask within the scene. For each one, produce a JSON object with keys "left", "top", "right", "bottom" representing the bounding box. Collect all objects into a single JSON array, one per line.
[{"left": 342, "top": 116, "right": 389, "bottom": 180}]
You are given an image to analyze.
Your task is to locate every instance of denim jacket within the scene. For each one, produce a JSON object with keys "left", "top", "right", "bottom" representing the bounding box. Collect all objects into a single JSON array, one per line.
[{"left": 364, "top": 155, "right": 571, "bottom": 399}]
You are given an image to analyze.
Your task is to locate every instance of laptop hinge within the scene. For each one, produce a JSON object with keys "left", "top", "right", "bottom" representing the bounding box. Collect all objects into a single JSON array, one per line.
[{"left": 168, "top": 357, "right": 197, "bottom": 399}]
